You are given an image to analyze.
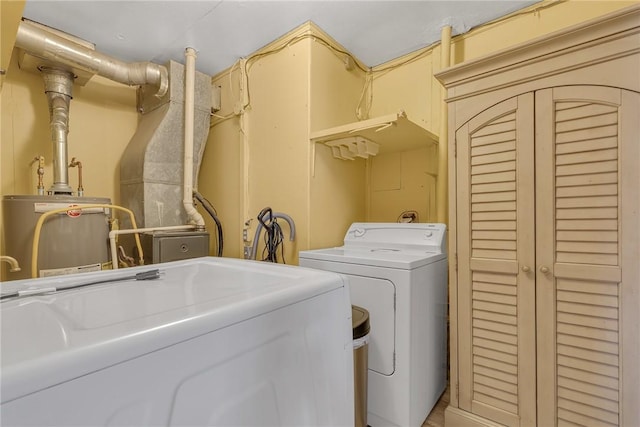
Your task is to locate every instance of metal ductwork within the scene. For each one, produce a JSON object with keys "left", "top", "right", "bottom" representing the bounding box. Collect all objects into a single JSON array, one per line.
[
  {"left": 14, "top": 19, "right": 172, "bottom": 196},
  {"left": 15, "top": 19, "right": 168, "bottom": 98},
  {"left": 13, "top": 19, "right": 211, "bottom": 228},
  {"left": 120, "top": 60, "right": 212, "bottom": 228},
  {"left": 42, "top": 67, "right": 74, "bottom": 194}
]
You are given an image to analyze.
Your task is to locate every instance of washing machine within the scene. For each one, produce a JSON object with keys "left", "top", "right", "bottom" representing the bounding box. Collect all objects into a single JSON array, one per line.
[
  {"left": 1, "top": 257, "right": 354, "bottom": 426},
  {"left": 299, "top": 223, "right": 448, "bottom": 427}
]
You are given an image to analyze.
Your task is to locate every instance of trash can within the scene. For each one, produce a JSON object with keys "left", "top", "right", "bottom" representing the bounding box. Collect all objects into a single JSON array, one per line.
[{"left": 352, "top": 305, "right": 370, "bottom": 427}]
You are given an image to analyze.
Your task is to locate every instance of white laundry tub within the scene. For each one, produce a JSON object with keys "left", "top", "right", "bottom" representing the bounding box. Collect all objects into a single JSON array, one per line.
[{"left": 0, "top": 257, "right": 354, "bottom": 426}]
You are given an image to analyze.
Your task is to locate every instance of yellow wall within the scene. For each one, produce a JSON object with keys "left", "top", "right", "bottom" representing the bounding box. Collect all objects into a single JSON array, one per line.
[
  {"left": 199, "top": 67, "right": 244, "bottom": 259},
  {"left": 308, "top": 32, "right": 368, "bottom": 249},
  {"left": 362, "top": 0, "right": 636, "bottom": 227},
  {"left": 369, "top": 48, "right": 441, "bottom": 134},
  {"left": 244, "top": 37, "right": 311, "bottom": 263},
  {"left": 368, "top": 146, "right": 438, "bottom": 223},
  {"left": 200, "top": 23, "right": 368, "bottom": 261},
  {"left": 364, "top": 24, "right": 443, "bottom": 224},
  {"left": 450, "top": 0, "right": 639, "bottom": 64}
]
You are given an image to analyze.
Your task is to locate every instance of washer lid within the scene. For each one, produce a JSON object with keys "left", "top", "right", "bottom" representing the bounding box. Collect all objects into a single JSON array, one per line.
[
  {"left": 0, "top": 257, "right": 347, "bottom": 403},
  {"left": 299, "top": 246, "right": 446, "bottom": 269}
]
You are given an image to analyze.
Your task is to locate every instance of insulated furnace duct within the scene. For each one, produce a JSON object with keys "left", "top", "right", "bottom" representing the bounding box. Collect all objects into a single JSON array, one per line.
[{"left": 120, "top": 61, "right": 212, "bottom": 228}]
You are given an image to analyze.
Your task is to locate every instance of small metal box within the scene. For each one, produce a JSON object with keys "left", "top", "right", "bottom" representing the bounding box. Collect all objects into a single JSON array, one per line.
[{"left": 141, "top": 231, "right": 210, "bottom": 265}]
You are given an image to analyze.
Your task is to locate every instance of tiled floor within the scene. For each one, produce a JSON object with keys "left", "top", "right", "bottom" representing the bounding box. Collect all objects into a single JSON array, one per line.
[{"left": 422, "top": 385, "right": 449, "bottom": 427}]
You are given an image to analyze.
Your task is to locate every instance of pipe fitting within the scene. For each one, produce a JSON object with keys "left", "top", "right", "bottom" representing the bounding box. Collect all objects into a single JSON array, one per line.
[
  {"left": 69, "top": 157, "right": 84, "bottom": 196},
  {"left": 32, "top": 155, "right": 45, "bottom": 195},
  {"left": 128, "top": 62, "right": 169, "bottom": 99},
  {"left": 1, "top": 256, "right": 21, "bottom": 272},
  {"left": 41, "top": 67, "right": 74, "bottom": 97}
]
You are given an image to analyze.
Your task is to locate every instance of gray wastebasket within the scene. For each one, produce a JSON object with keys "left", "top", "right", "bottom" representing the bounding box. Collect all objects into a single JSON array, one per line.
[{"left": 352, "top": 305, "right": 370, "bottom": 427}]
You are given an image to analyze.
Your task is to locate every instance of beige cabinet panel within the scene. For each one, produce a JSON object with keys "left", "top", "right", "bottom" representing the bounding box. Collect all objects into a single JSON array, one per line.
[
  {"left": 438, "top": 7, "right": 640, "bottom": 427},
  {"left": 453, "top": 86, "right": 638, "bottom": 426},
  {"left": 536, "top": 86, "right": 638, "bottom": 427},
  {"left": 456, "top": 94, "right": 536, "bottom": 427}
]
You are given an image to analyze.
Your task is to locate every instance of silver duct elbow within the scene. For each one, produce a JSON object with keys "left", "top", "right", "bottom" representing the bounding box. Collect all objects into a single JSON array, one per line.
[
  {"left": 91, "top": 59, "right": 168, "bottom": 97},
  {"left": 15, "top": 20, "right": 168, "bottom": 98}
]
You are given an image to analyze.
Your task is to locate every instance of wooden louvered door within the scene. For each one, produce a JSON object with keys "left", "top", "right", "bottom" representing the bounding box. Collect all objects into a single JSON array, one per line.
[
  {"left": 456, "top": 93, "right": 537, "bottom": 426},
  {"left": 535, "top": 86, "right": 638, "bottom": 426},
  {"left": 456, "top": 86, "right": 639, "bottom": 427}
]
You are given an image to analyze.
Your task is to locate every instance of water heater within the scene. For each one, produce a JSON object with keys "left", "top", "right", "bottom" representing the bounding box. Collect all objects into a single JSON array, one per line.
[{"left": 2, "top": 195, "right": 111, "bottom": 280}]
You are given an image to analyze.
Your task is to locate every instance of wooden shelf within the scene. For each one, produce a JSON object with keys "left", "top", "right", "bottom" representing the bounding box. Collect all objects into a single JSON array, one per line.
[{"left": 310, "top": 111, "right": 438, "bottom": 159}]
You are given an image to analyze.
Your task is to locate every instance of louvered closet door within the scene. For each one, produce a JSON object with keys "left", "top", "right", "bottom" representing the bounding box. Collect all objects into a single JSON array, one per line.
[
  {"left": 536, "top": 86, "right": 638, "bottom": 427},
  {"left": 455, "top": 94, "right": 537, "bottom": 426}
]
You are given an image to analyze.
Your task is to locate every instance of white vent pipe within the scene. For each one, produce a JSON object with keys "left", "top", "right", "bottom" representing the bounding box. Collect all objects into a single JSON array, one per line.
[
  {"left": 15, "top": 20, "right": 168, "bottom": 98},
  {"left": 183, "top": 47, "right": 205, "bottom": 229}
]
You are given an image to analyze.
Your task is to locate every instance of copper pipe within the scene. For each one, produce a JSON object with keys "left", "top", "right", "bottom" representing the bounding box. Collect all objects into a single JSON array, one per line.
[
  {"left": 1, "top": 256, "right": 21, "bottom": 272},
  {"left": 32, "top": 155, "right": 45, "bottom": 195},
  {"left": 69, "top": 157, "right": 84, "bottom": 196}
]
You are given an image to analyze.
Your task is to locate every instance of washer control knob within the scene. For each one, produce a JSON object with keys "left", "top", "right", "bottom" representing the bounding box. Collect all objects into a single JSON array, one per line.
[
  {"left": 425, "top": 231, "right": 433, "bottom": 238},
  {"left": 354, "top": 228, "right": 365, "bottom": 237}
]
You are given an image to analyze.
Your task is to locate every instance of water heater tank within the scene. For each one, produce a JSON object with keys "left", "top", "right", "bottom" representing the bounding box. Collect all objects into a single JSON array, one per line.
[{"left": 2, "top": 195, "right": 111, "bottom": 280}]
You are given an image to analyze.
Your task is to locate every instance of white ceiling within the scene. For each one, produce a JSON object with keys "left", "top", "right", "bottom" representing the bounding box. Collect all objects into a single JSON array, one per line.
[{"left": 22, "top": 0, "right": 538, "bottom": 77}]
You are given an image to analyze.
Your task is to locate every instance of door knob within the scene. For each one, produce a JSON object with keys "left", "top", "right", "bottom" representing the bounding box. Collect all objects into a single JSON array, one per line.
[
  {"left": 521, "top": 265, "right": 531, "bottom": 273},
  {"left": 540, "top": 266, "right": 550, "bottom": 274}
]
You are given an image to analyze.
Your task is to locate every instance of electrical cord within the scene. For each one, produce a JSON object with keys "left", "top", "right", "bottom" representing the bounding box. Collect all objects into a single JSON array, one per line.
[
  {"left": 1, "top": 269, "right": 161, "bottom": 301},
  {"left": 242, "top": 33, "right": 369, "bottom": 115},
  {"left": 257, "top": 207, "right": 286, "bottom": 264},
  {"left": 194, "top": 191, "right": 224, "bottom": 257},
  {"left": 262, "top": 220, "right": 285, "bottom": 263}
]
